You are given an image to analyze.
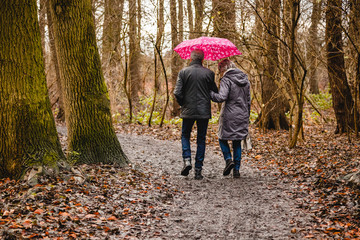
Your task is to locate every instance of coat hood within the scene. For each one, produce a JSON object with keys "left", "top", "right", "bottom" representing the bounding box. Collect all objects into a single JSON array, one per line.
[{"left": 223, "top": 68, "right": 248, "bottom": 86}]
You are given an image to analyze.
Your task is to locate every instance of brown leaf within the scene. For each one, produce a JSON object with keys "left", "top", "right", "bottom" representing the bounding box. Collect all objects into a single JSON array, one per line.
[{"left": 34, "top": 209, "right": 44, "bottom": 215}]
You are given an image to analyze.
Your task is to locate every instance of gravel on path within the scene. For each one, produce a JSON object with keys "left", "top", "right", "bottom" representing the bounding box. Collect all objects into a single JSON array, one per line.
[{"left": 118, "top": 133, "right": 310, "bottom": 240}]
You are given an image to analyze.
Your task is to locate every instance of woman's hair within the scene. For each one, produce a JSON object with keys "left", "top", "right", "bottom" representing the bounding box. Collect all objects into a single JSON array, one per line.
[
  {"left": 190, "top": 49, "right": 204, "bottom": 61},
  {"left": 218, "top": 59, "right": 236, "bottom": 72}
]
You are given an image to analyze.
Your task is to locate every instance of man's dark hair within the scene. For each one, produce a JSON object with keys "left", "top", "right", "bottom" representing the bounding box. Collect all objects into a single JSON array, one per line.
[{"left": 190, "top": 49, "right": 204, "bottom": 61}]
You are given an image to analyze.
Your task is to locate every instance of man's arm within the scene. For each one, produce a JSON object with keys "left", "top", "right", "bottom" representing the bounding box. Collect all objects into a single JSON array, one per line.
[
  {"left": 209, "top": 71, "right": 218, "bottom": 93},
  {"left": 174, "top": 70, "right": 184, "bottom": 106}
]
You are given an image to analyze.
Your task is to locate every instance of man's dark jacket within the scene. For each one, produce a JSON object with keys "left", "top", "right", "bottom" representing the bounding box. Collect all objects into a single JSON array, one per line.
[{"left": 174, "top": 59, "right": 218, "bottom": 119}]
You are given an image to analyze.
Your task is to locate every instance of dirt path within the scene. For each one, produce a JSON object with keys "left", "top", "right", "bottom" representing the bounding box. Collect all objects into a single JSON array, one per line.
[{"left": 118, "top": 133, "right": 310, "bottom": 240}]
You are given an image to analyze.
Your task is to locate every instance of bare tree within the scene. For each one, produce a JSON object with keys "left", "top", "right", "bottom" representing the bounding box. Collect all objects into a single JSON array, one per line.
[
  {"left": 260, "top": 0, "right": 289, "bottom": 130},
  {"left": 326, "top": 0, "right": 357, "bottom": 134},
  {"left": 129, "top": 0, "right": 141, "bottom": 105},
  {"left": 102, "top": 0, "right": 125, "bottom": 113},
  {"left": 170, "top": 0, "right": 181, "bottom": 116},
  {"left": 307, "top": 0, "right": 322, "bottom": 94}
]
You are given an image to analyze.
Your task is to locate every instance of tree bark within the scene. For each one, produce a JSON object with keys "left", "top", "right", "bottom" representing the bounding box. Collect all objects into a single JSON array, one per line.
[
  {"left": 155, "top": 0, "right": 164, "bottom": 91},
  {"left": 102, "top": 0, "right": 125, "bottom": 113},
  {"left": 46, "top": 0, "right": 65, "bottom": 121},
  {"left": 349, "top": 0, "right": 360, "bottom": 135},
  {"left": 308, "top": 0, "right": 322, "bottom": 94},
  {"left": 212, "top": 0, "right": 236, "bottom": 42},
  {"left": 260, "top": 0, "right": 289, "bottom": 130},
  {"left": 129, "top": 0, "right": 141, "bottom": 105},
  {"left": 39, "top": 0, "right": 47, "bottom": 65},
  {"left": 170, "top": 0, "right": 181, "bottom": 116},
  {"left": 187, "top": 0, "right": 194, "bottom": 39},
  {"left": 49, "top": 0, "right": 129, "bottom": 165},
  {"left": 0, "top": 0, "right": 65, "bottom": 179},
  {"left": 326, "top": 0, "right": 356, "bottom": 134},
  {"left": 194, "top": 0, "right": 205, "bottom": 37}
]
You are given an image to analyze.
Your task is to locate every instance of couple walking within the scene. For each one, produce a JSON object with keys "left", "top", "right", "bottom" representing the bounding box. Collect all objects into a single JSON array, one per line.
[{"left": 174, "top": 49, "right": 251, "bottom": 180}]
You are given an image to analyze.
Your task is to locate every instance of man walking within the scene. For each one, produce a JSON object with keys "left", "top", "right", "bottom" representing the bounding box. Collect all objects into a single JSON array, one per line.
[{"left": 174, "top": 49, "right": 218, "bottom": 180}]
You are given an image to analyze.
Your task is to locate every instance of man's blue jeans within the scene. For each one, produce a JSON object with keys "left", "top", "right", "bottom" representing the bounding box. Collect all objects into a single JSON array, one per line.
[
  {"left": 219, "top": 139, "right": 242, "bottom": 171},
  {"left": 181, "top": 118, "right": 209, "bottom": 170}
]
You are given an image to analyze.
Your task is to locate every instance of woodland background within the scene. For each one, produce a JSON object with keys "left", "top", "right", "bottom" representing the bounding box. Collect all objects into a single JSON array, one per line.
[{"left": 0, "top": 0, "right": 360, "bottom": 239}]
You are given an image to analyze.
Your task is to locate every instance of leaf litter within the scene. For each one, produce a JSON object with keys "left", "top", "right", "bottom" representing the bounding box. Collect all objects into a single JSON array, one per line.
[
  {"left": 0, "top": 164, "right": 178, "bottom": 239},
  {"left": 1, "top": 114, "right": 360, "bottom": 239}
]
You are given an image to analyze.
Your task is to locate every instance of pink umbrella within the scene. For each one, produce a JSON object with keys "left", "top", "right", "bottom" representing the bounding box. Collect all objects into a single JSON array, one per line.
[{"left": 173, "top": 36, "right": 242, "bottom": 61}]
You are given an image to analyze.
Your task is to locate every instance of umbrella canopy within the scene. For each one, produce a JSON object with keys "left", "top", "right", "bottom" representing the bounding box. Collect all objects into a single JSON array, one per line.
[{"left": 173, "top": 36, "right": 242, "bottom": 61}]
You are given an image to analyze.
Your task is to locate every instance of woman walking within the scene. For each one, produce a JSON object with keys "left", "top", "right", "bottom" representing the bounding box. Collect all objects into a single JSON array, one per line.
[{"left": 210, "top": 59, "right": 251, "bottom": 178}]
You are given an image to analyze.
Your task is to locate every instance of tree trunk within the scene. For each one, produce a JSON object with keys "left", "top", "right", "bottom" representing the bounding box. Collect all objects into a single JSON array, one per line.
[
  {"left": 102, "top": 0, "right": 125, "bottom": 113},
  {"left": 0, "top": 0, "right": 65, "bottom": 179},
  {"left": 149, "top": 0, "right": 165, "bottom": 126},
  {"left": 349, "top": 0, "right": 360, "bottom": 135},
  {"left": 212, "top": 0, "right": 236, "bottom": 42},
  {"left": 187, "top": 0, "right": 194, "bottom": 39},
  {"left": 49, "top": 0, "right": 129, "bottom": 165},
  {"left": 129, "top": 0, "right": 141, "bottom": 105},
  {"left": 155, "top": 0, "right": 164, "bottom": 91},
  {"left": 308, "top": 0, "right": 322, "bottom": 94},
  {"left": 326, "top": 0, "right": 356, "bottom": 134},
  {"left": 194, "top": 0, "right": 205, "bottom": 37},
  {"left": 260, "top": 0, "right": 289, "bottom": 130},
  {"left": 39, "top": 0, "right": 47, "bottom": 65},
  {"left": 170, "top": 0, "right": 181, "bottom": 117},
  {"left": 46, "top": 0, "right": 65, "bottom": 121}
]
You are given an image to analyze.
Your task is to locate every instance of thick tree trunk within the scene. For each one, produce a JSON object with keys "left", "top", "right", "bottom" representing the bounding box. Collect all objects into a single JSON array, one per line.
[
  {"left": 0, "top": 1, "right": 65, "bottom": 179},
  {"left": 194, "top": 0, "right": 205, "bottom": 37},
  {"left": 308, "top": 0, "right": 322, "bottom": 94},
  {"left": 46, "top": 0, "right": 65, "bottom": 121},
  {"left": 326, "top": 0, "right": 356, "bottom": 134},
  {"left": 260, "top": 0, "right": 289, "bottom": 130},
  {"left": 129, "top": 0, "right": 141, "bottom": 105},
  {"left": 170, "top": 0, "right": 181, "bottom": 117},
  {"left": 212, "top": 0, "right": 236, "bottom": 42},
  {"left": 49, "top": 0, "right": 129, "bottom": 165}
]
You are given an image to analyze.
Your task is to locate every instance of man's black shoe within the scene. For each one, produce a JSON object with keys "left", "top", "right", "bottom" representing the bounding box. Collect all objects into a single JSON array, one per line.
[
  {"left": 223, "top": 159, "right": 235, "bottom": 176},
  {"left": 194, "top": 169, "right": 203, "bottom": 180},
  {"left": 233, "top": 169, "right": 240, "bottom": 178},
  {"left": 181, "top": 159, "right": 192, "bottom": 176}
]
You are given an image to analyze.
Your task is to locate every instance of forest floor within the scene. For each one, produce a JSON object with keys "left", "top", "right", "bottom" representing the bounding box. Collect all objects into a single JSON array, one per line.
[{"left": 0, "top": 120, "right": 360, "bottom": 239}]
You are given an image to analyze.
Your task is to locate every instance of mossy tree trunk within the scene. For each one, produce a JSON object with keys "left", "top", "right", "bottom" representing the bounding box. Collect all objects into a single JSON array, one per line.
[
  {"left": 0, "top": 0, "right": 65, "bottom": 179},
  {"left": 49, "top": 0, "right": 129, "bottom": 165}
]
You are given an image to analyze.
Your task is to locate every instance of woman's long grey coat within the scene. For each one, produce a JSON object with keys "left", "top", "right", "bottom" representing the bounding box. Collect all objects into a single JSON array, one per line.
[{"left": 210, "top": 68, "right": 251, "bottom": 140}]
